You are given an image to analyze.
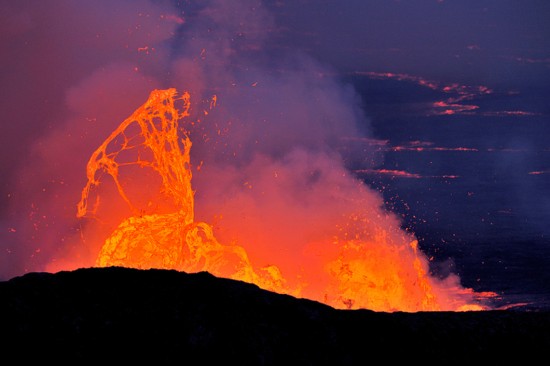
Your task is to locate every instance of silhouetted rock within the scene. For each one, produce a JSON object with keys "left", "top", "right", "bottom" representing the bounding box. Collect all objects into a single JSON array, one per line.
[{"left": 1, "top": 267, "right": 548, "bottom": 364}]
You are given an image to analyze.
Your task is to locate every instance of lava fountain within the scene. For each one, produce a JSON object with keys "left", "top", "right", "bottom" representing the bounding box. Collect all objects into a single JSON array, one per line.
[{"left": 77, "top": 88, "right": 491, "bottom": 312}]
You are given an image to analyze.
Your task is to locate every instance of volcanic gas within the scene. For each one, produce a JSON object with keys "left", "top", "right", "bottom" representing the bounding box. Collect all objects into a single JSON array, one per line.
[{"left": 76, "top": 88, "right": 493, "bottom": 312}]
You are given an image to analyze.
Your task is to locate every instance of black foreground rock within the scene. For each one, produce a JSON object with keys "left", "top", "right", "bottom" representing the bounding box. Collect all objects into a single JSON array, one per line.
[{"left": 1, "top": 266, "right": 549, "bottom": 364}]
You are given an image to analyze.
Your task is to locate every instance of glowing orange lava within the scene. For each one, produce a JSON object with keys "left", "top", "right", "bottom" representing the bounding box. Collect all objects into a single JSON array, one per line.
[{"left": 77, "top": 88, "right": 491, "bottom": 312}]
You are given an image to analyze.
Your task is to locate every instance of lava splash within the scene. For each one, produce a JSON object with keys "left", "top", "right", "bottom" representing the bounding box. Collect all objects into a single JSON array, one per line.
[{"left": 77, "top": 88, "right": 492, "bottom": 312}]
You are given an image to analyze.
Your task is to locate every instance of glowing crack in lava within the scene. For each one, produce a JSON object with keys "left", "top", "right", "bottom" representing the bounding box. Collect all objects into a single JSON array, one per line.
[{"left": 77, "top": 88, "right": 491, "bottom": 312}]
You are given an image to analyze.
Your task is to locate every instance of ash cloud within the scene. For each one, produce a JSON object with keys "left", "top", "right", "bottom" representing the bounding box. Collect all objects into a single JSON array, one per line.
[
  {"left": 0, "top": 0, "right": 178, "bottom": 278},
  {"left": 0, "top": 0, "right": 374, "bottom": 279},
  {"left": 0, "top": 0, "right": 479, "bottom": 310}
]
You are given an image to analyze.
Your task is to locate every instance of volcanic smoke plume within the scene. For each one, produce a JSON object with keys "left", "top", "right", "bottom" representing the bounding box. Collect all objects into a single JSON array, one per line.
[
  {"left": 0, "top": 0, "right": 492, "bottom": 311},
  {"left": 72, "top": 87, "right": 489, "bottom": 312}
]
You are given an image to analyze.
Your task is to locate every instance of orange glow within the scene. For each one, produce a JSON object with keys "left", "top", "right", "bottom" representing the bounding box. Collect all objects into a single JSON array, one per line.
[
  {"left": 77, "top": 88, "right": 283, "bottom": 293},
  {"left": 77, "top": 88, "right": 492, "bottom": 312},
  {"left": 355, "top": 169, "right": 460, "bottom": 180},
  {"left": 357, "top": 71, "right": 494, "bottom": 116},
  {"left": 355, "top": 169, "right": 422, "bottom": 179},
  {"left": 482, "top": 110, "right": 540, "bottom": 117}
]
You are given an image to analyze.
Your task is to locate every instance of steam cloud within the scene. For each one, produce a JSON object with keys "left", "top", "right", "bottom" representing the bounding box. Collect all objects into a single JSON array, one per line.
[{"left": 0, "top": 0, "right": 476, "bottom": 309}]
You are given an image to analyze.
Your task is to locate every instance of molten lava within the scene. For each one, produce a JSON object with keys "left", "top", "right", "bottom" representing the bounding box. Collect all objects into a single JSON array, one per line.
[
  {"left": 77, "top": 88, "right": 490, "bottom": 312},
  {"left": 77, "top": 89, "right": 282, "bottom": 292}
]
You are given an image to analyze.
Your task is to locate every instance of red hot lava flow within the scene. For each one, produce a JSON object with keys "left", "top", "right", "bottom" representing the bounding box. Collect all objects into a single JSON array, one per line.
[{"left": 76, "top": 88, "right": 494, "bottom": 312}]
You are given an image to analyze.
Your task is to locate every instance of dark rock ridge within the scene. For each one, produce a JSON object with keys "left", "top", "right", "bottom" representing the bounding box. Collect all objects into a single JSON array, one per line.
[{"left": 1, "top": 266, "right": 548, "bottom": 364}]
